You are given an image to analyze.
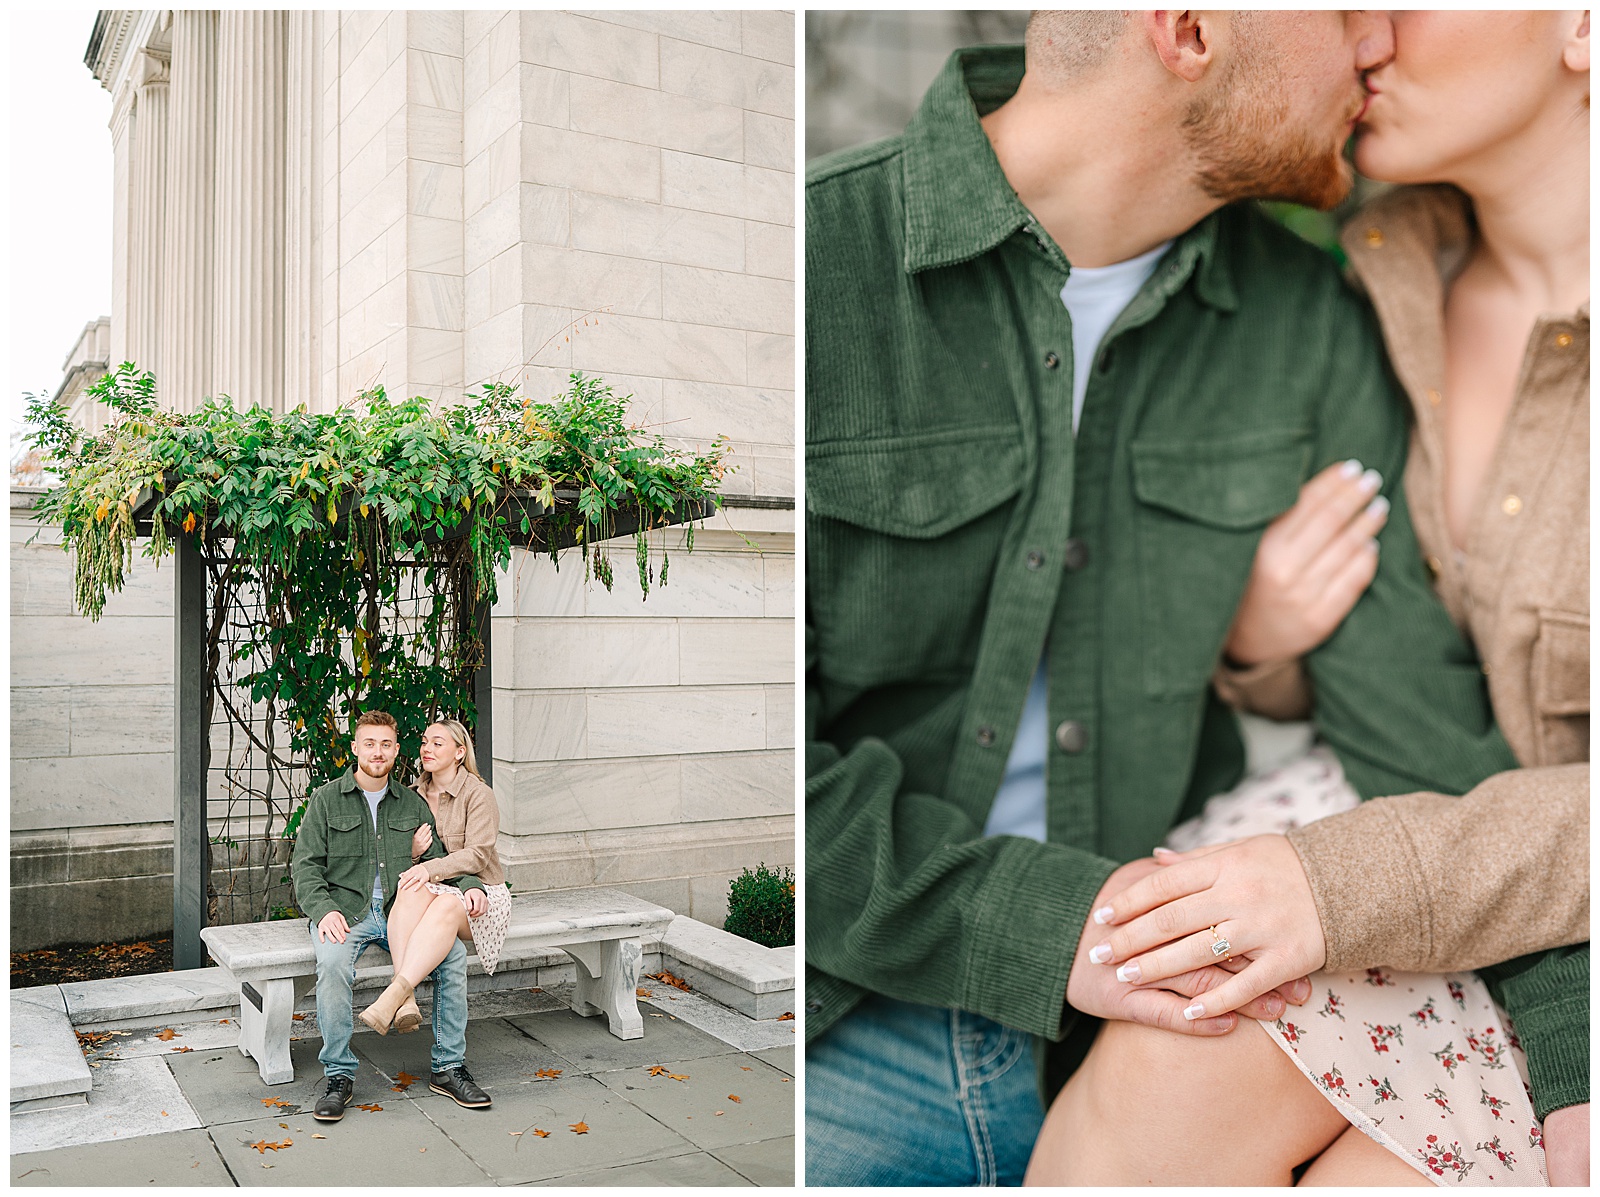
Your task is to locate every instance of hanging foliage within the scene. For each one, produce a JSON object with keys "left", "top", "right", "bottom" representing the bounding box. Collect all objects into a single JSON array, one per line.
[{"left": 24, "top": 365, "right": 728, "bottom": 819}]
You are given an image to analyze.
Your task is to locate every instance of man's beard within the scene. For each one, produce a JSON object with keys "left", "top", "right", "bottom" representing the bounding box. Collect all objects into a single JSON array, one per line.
[
  {"left": 359, "top": 756, "right": 394, "bottom": 779},
  {"left": 1183, "top": 67, "right": 1356, "bottom": 211}
]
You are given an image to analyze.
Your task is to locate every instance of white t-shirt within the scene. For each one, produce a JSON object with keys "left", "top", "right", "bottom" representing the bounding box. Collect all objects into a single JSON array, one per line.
[
  {"left": 359, "top": 783, "right": 387, "bottom": 902},
  {"left": 983, "top": 239, "right": 1173, "bottom": 843}
]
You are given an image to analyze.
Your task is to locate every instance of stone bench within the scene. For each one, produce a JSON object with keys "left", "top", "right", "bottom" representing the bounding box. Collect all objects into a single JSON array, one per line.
[{"left": 199, "top": 887, "right": 673, "bottom": 1085}]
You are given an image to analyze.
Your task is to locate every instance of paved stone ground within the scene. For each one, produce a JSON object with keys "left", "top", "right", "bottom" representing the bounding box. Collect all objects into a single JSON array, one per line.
[{"left": 10, "top": 985, "right": 794, "bottom": 1186}]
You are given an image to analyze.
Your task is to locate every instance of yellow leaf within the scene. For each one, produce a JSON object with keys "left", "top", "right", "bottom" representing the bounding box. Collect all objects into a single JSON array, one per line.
[
  {"left": 95, "top": 501, "right": 109, "bottom": 522},
  {"left": 569, "top": 1121, "right": 589, "bottom": 1134},
  {"left": 183, "top": 512, "right": 197, "bottom": 534},
  {"left": 360, "top": 503, "right": 369, "bottom": 518},
  {"left": 532, "top": 1128, "right": 551, "bottom": 1138},
  {"left": 462, "top": 494, "right": 471, "bottom": 511}
]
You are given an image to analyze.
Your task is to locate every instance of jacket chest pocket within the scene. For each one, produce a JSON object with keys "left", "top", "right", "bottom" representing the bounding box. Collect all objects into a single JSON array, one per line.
[
  {"left": 387, "top": 814, "right": 421, "bottom": 837},
  {"left": 807, "top": 428, "right": 1024, "bottom": 688},
  {"left": 1532, "top": 608, "right": 1588, "bottom": 764},
  {"left": 1131, "top": 428, "right": 1311, "bottom": 698},
  {"left": 327, "top": 813, "right": 366, "bottom": 857}
]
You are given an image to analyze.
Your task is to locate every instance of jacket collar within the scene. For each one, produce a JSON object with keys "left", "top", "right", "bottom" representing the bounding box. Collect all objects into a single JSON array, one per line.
[{"left": 900, "top": 46, "right": 1237, "bottom": 313}]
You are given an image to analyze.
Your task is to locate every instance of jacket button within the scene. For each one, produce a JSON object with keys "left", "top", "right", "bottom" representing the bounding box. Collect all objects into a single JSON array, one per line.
[
  {"left": 805, "top": 999, "right": 822, "bottom": 1013},
  {"left": 1055, "top": 720, "right": 1086, "bottom": 753},
  {"left": 1062, "top": 539, "right": 1089, "bottom": 571},
  {"left": 1026, "top": 550, "right": 1044, "bottom": 571},
  {"left": 976, "top": 726, "right": 997, "bottom": 748},
  {"left": 1044, "top": 351, "right": 1060, "bottom": 370}
]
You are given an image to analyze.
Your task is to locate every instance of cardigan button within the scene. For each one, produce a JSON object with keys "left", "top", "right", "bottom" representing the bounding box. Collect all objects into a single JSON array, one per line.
[
  {"left": 1044, "top": 351, "right": 1061, "bottom": 370},
  {"left": 1055, "top": 720, "right": 1087, "bottom": 754},
  {"left": 1026, "top": 550, "right": 1045, "bottom": 571},
  {"left": 805, "top": 999, "right": 822, "bottom": 1013},
  {"left": 1062, "top": 539, "right": 1089, "bottom": 571},
  {"left": 976, "top": 726, "right": 997, "bottom": 748}
]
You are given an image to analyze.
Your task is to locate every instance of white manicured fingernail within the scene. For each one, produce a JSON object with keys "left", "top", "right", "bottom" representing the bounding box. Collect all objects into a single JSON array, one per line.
[
  {"left": 1366, "top": 537, "right": 1380, "bottom": 554},
  {"left": 1093, "top": 906, "right": 1115, "bottom": 925},
  {"left": 1366, "top": 495, "right": 1389, "bottom": 519},
  {"left": 1089, "top": 943, "right": 1112, "bottom": 964},
  {"left": 1359, "top": 468, "right": 1382, "bottom": 493},
  {"left": 1183, "top": 1002, "right": 1206, "bottom": 1021},
  {"left": 1116, "top": 962, "right": 1141, "bottom": 983},
  {"left": 1152, "top": 846, "right": 1176, "bottom": 857},
  {"left": 1339, "top": 458, "right": 1362, "bottom": 478}
]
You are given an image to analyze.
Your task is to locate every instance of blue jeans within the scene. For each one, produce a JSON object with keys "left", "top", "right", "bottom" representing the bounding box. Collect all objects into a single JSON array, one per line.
[
  {"left": 806, "top": 994, "right": 1044, "bottom": 1186},
  {"left": 309, "top": 898, "right": 469, "bottom": 1078}
]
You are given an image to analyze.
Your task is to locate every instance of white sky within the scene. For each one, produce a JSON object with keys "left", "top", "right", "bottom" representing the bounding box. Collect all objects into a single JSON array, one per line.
[{"left": 6, "top": 9, "right": 112, "bottom": 445}]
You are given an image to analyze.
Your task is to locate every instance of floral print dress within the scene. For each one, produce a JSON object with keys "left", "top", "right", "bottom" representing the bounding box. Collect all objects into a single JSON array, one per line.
[{"left": 1165, "top": 741, "right": 1548, "bottom": 1187}]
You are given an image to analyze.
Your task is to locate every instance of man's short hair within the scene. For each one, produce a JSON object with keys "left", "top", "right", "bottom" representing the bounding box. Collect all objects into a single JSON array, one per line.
[
  {"left": 354, "top": 710, "right": 398, "bottom": 736},
  {"left": 1025, "top": 10, "right": 1130, "bottom": 84}
]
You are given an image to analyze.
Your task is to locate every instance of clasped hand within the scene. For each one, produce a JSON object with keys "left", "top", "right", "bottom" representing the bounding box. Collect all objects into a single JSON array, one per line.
[{"left": 1080, "top": 835, "right": 1326, "bottom": 1024}]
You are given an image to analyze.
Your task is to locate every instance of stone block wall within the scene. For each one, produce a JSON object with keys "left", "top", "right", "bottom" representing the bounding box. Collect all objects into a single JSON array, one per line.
[{"left": 11, "top": 489, "right": 176, "bottom": 949}]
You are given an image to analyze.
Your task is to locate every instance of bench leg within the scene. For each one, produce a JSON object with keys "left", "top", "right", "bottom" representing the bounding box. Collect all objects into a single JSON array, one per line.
[
  {"left": 237, "top": 978, "right": 296, "bottom": 1085},
  {"left": 565, "top": 938, "right": 644, "bottom": 1040}
]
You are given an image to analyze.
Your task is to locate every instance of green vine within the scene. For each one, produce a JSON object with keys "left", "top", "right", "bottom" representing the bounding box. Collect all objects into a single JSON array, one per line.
[{"left": 25, "top": 365, "right": 728, "bottom": 820}]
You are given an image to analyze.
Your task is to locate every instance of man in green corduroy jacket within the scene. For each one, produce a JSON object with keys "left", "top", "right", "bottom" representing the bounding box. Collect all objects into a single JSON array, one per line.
[{"left": 804, "top": 11, "right": 1586, "bottom": 1185}]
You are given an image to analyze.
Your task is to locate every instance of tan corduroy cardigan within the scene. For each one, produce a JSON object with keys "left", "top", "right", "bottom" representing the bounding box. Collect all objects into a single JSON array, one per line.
[
  {"left": 417, "top": 768, "right": 506, "bottom": 886},
  {"left": 1217, "top": 184, "right": 1589, "bottom": 974}
]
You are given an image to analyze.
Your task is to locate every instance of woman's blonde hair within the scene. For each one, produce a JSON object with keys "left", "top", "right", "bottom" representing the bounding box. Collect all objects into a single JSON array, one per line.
[{"left": 425, "top": 718, "right": 481, "bottom": 780}]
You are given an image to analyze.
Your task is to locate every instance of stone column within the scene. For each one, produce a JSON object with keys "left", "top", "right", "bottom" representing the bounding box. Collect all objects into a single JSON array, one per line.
[
  {"left": 161, "top": 11, "right": 216, "bottom": 413},
  {"left": 127, "top": 51, "right": 170, "bottom": 382},
  {"left": 107, "top": 87, "right": 135, "bottom": 390},
  {"left": 283, "top": 11, "right": 322, "bottom": 412},
  {"left": 213, "top": 11, "right": 287, "bottom": 411}
]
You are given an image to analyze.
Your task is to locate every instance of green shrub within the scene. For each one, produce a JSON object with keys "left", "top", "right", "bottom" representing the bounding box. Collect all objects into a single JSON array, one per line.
[{"left": 722, "top": 863, "right": 795, "bottom": 948}]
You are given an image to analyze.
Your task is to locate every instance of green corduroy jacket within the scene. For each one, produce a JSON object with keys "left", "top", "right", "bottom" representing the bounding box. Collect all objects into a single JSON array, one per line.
[
  {"left": 291, "top": 769, "right": 483, "bottom": 929},
  {"left": 804, "top": 46, "right": 1586, "bottom": 1117}
]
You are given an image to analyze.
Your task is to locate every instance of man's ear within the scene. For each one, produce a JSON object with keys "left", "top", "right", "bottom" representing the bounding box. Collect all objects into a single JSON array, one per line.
[
  {"left": 1145, "top": 10, "right": 1216, "bottom": 83},
  {"left": 1562, "top": 10, "right": 1589, "bottom": 74}
]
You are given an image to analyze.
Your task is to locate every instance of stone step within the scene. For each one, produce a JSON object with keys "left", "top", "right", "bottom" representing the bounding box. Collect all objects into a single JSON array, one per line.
[
  {"left": 10, "top": 987, "right": 92, "bottom": 1114},
  {"left": 59, "top": 968, "right": 237, "bottom": 1029},
  {"left": 659, "top": 916, "right": 795, "bottom": 1020}
]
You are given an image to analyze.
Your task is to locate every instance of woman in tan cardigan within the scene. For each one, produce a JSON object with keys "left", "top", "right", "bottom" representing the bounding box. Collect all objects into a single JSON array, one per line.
[
  {"left": 357, "top": 719, "right": 511, "bottom": 1036},
  {"left": 1027, "top": 11, "right": 1587, "bottom": 1187}
]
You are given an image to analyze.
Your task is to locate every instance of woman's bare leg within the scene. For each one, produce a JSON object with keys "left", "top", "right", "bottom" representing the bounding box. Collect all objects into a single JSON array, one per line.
[
  {"left": 1025, "top": 1019, "right": 1351, "bottom": 1186},
  {"left": 385, "top": 884, "right": 431, "bottom": 975},
  {"left": 1298, "top": 1126, "right": 1434, "bottom": 1186},
  {"left": 393, "top": 893, "right": 471, "bottom": 989}
]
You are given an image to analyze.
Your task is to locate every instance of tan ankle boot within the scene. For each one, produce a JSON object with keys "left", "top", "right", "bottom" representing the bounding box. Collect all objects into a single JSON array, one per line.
[
  {"left": 393, "top": 991, "right": 424, "bottom": 1034},
  {"left": 357, "top": 976, "right": 415, "bottom": 1036}
]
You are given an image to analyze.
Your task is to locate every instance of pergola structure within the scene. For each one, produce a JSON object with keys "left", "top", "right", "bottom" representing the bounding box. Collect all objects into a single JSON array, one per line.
[{"left": 133, "top": 490, "right": 718, "bottom": 969}]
